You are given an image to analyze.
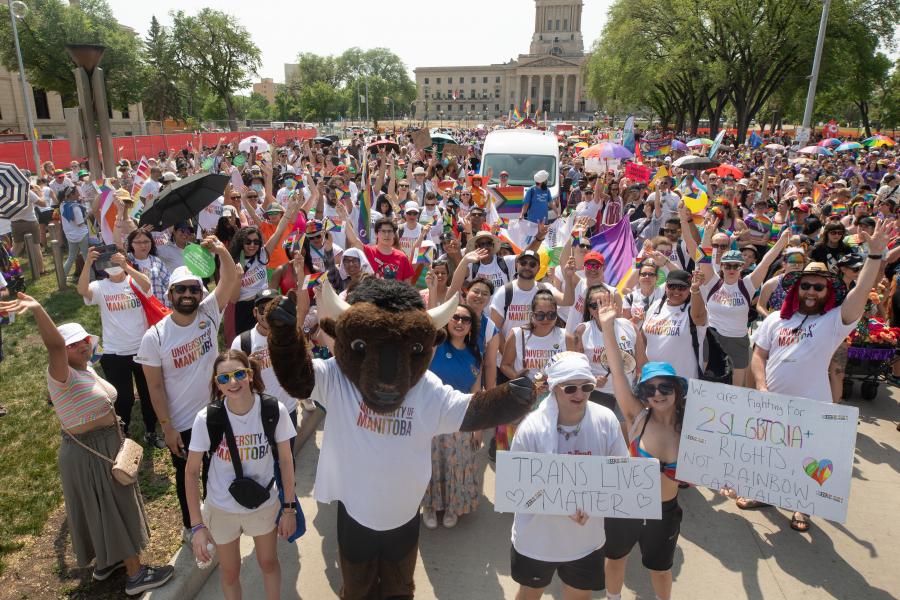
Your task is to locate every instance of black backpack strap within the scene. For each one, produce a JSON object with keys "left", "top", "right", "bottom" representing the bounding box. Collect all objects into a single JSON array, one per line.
[
  {"left": 705, "top": 277, "right": 724, "bottom": 302},
  {"left": 503, "top": 282, "right": 514, "bottom": 315},
  {"left": 206, "top": 400, "right": 227, "bottom": 454},
  {"left": 688, "top": 311, "right": 702, "bottom": 374},
  {"left": 470, "top": 260, "right": 480, "bottom": 280},
  {"left": 259, "top": 394, "right": 281, "bottom": 456},
  {"left": 497, "top": 256, "right": 510, "bottom": 281},
  {"left": 220, "top": 408, "right": 245, "bottom": 479},
  {"left": 240, "top": 330, "right": 252, "bottom": 355},
  {"left": 737, "top": 278, "right": 752, "bottom": 306}
]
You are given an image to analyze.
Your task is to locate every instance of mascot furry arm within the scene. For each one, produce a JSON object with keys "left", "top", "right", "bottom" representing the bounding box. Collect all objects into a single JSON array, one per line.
[{"left": 265, "top": 278, "right": 534, "bottom": 430}]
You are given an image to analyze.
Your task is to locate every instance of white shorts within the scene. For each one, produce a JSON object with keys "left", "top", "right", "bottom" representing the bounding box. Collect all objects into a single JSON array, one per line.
[{"left": 201, "top": 501, "right": 278, "bottom": 544}]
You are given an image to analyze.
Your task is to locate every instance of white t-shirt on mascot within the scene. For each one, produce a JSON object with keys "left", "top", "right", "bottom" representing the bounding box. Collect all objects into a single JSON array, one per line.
[
  {"left": 309, "top": 358, "right": 470, "bottom": 530},
  {"left": 188, "top": 394, "right": 295, "bottom": 514}
]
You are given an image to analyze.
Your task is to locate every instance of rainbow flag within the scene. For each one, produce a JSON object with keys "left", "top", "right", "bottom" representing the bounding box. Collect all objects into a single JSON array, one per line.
[
  {"left": 695, "top": 246, "right": 713, "bottom": 264},
  {"left": 415, "top": 245, "right": 434, "bottom": 265},
  {"left": 486, "top": 185, "right": 526, "bottom": 216},
  {"left": 512, "top": 107, "right": 522, "bottom": 123},
  {"left": 303, "top": 272, "right": 326, "bottom": 289},
  {"left": 97, "top": 184, "right": 117, "bottom": 244},
  {"left": 325, "top": 217, "right": 342, "bottom": 233},
  {"left": 496, "top": 229, "right": 522, "bottom": 254},
  {"left": 832, "top": 202, "right": 848, "bottom": 216},
  {"left": 130, "top": 156, "right": 150, "bottom": 196},
  {"left": 768, "top": 222, "right": 783, "bottom": 246},
  {"left": 812, "top": 184, "right": 824, "bottom": 204},
  {"left": 340, "top": 183, "right": 351, "bottom": 199},
  {"left": 746, "top": 214, "right": 772, "bottom": 237},
  {"left": 588, "top": 217, "right": 636, "bottom": 287},
  {"left": 357, "top": 161, "right": 371, "bottom": 243}
]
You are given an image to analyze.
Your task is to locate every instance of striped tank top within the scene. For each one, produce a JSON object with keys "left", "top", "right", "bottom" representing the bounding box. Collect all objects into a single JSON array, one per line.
[{"left": 47, "top": 366, "right": 116, "bottom": 429}]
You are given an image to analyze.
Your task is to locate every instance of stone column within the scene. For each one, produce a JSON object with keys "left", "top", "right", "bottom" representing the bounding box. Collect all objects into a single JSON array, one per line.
[
  {"left": 550, "top": 75, "right": 557, "bottom": 118},
  {"left": 574, "top": 72, "right": 581, "bottom": 116},
  {"left": 536, "top": 74, "right": 544, "bottom": 117},
  {"left": 561, "top": 75, "right": 568, "bottom": 118}
]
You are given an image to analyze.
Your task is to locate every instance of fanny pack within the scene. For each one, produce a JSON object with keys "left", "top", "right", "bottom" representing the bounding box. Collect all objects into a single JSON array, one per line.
[{"left": 221, "top": 408, "right": 274, "bottom": 509}]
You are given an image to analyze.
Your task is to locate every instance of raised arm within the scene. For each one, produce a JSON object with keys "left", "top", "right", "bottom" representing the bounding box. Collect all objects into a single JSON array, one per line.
[
  {"left": 595, "top": 294, "right": 643, "bottom": 421},
  {"left": 841, "top": 219, "right": 889, "bottom": 325},
  {"left": 0, "top": 293, "right": 68, "bottom": 382},
  {"left": 264, "top": 194, "right": 301, "bottom": 257},
  {"left": 689, "top": 269, "right": 708, "bottom": 326},
  {"left": 203, "top": 235, "right": 238, "bottom": 312},
  {"left": 749, "top": 227, "right": 790, "bottom": 289},
  {"left": 335, "top": 201, "right": 363, "bottom": 251}
]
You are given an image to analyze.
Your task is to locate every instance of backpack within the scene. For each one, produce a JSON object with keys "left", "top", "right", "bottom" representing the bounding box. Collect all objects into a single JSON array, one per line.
[
  {"left": 688, "top": 315, "right": 733, "bottom": 384},
  {"left": 502, "top": 281, "right": 548, "bottom": 316},
  {"left": 471, "top": 256, "right": 510, "bottom": 284},
  {"left": 206, "top": 393, "right": 280, "bottom": 456},
  {"left": 239, "top": 329, "right": 253, "bottom": 356}
]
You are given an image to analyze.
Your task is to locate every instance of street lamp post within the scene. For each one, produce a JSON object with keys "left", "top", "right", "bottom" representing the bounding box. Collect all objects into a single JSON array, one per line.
[
  {"left": 65, "top": 43, "right": 115, "bottom": 178},
  {"left": 439, "top": 110, "right": 444, "bottom": 128},
  {"left": 8, "top": 1, "right": 40, "bottom": 171},
  {"left": 800, "top": 0, "right": 831, "bottom": 144}
]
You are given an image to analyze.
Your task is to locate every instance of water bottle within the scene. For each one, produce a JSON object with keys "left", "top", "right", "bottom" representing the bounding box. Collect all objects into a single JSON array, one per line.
[{"left": 197, "top": 543, "right": 216, "bottom": 569}]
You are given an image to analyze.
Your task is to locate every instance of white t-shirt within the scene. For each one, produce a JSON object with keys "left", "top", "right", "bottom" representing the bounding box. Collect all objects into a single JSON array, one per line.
[
  {"left": 573, "top": 199, "right": 601, "bottom": 222},
  {"left": 188, "top": 394, "right": 295, "bottom": 514},
  {"left": 511, "top": 403, "right": 627, "bottom": 562},
  {"left": 10, "top": 191, "right": 39, "bottom": 222},
  {"left": 468, "top": 255, "right": 516, "bottom": 289},
  {"left": 702, "top": 273, "right": 756, "bottom": 337},
  {"left": 230, "top": 327, "right": 298, "bottom": 413},
  {"left": 754, "top": 308, "right": 854, "bottom": 402},
  {"left": 238, "top": 260, "right": 268, "bottom": 302},
  {"left": 135, "top": 294, "right": 222, "bottom": 432},
  {"left": 139, "top": 179, "right": 162, "bottom": 201},
  {"left": 60, "top": 202, "right": 89, "bottom": 242},
  {"left": 642, "top": 299, "right": 704, "bottom": 380},
  {"left": 156, "top": 243, "right": 186, "bottom": 273},
  {"left": 622, "top": 286, "right": 664, "bottom": 322},
  {"left": 509, "top": 326, "right": 565, "bottom": 381},
  {"left": 490, "top": 281, "right": 562, "bottom": 337},
  {"left": 198, "top": 196, "right": 224, "bottom": 232},
  {"left": 580, "top": 318, "right": 637, "bottom": 393},
  {"left": 309, "top": 358, "right": 470, "bottom": 530},
  {"left": 86, "top": 278, "right": 148, "bottom": 354},
  {"left": 565, "top": 279, "right": 618, "bottom": 334},
  {"left": 398, "top": 223, "right": 421, "bottom": 257}
]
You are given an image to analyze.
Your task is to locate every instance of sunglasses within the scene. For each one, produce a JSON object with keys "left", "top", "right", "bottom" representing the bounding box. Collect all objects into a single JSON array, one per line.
[
  {"left": 712, "top": 244, "right": 730, "bottom": 250},
  {"left": 244, "top": 238, "right": 262, "bottom": 246},
  {"left": 66, "top": 337, "right": 90, "bottom": 349},
  {"left": 398, "top": 184, "right": 409, "bottom": 188},
  {"left": 846, "top": 265, "right": 862, "bottom": 273},
  {"left": 661, "top": 228, "right": 679, "bottom": 235},
  {"left": 215, "top": 368, "right": 251, "bottom": 385},
  {"left": 577, "top": 243, "right": 592, "bottom": 250},
  {"left": 799, "top": 282, "right": 826, "bottom": 292},
  {"left": 666, "top": 283, "right": 689, "bottom": 291},
  {"left": 246, "top": 195, "right": 259, "bottom": 200},
  {"left": 518, "top": 260, "right": 539, "bottom": 268},
  {"left": 722, "top": 263, "right": 742, "bottom": 270},
  {"left": 561, "top": 382, "right": 596, "bottom": 395},
  {"left": 828, "top": 230, "right": 845, "bottom": 235},
  {"left": 584, "top": 262, "right": 603, "bottom": 270},
  {"left": 639, "top": 381, "right": 676, "bottom": 397},
  {"left": 639, "top": 271, "right": 657, "bottom": 278},
  {"left": 450, "top": 314, "right": 472, "bottom": 324},
  {"left": 475, "top": 241, "right": 494, "bottom": 249},
  {"left": 532, "top": 311, "right": 557, "bottom": 321},
  {"left": 230, "top": 195, "right": 241, "bottom": 199},
  {"left": 172, "top": 284, "right": 203, "bottom": 294}
]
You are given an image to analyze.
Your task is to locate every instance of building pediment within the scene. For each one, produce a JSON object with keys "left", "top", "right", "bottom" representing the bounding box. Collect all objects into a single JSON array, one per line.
[{"left": 517, "top": 55, "right": 582, "bottom": 69}]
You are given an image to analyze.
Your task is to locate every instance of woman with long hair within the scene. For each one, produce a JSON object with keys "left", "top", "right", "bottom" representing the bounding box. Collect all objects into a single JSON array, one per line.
[
  {"left": 0, "top": 293, "right": 173, "bottom": 595},
  {"left": 421, "top": 304, "right": 483, "bottom": 530},
  {"left": 185, "top": 349, "right": 297, "bottom": 600},
  {"left": 124, "top": 228, "right": 171, "bottom": 306},
  {"left": 597, "top": 295, "right": 687, "bottom": 600}
]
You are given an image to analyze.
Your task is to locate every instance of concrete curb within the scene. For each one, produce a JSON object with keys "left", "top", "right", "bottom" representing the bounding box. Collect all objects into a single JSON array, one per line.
[{"left": 145, "top": 407, "right": 323, "bottom": 599}]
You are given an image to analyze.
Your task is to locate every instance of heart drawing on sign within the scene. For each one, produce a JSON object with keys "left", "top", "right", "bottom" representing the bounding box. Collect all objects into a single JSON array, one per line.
[
  {"left": 802, "top": 457, "right": 834, "bottom": 486},
  {"left": 505, "top": 489, "right": 525, "bottom": 506},
  {"left": 637, "top": 494, "right": 652, "bottom": 509}
]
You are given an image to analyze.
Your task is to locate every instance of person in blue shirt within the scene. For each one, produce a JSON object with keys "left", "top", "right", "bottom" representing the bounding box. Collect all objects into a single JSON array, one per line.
[
  {"left": 421, "top": 303, "right": 483, "bottom": 530},
  {"left": 521, "top": 170, "right": 557, "bottom": 223}
]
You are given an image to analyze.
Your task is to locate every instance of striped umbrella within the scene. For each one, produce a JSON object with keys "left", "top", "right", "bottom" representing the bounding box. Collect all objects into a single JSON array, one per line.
[
  {"left": 836, "top": 142, "right": 862, "bottom": 152},
  {"left": 0, "top": 162, "right": 29, "bottom": 219}
]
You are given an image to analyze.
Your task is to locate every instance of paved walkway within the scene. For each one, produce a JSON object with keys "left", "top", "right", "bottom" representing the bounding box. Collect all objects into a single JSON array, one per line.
[{"left": 196, "top": 385, "right": 899, "bottom": 599}]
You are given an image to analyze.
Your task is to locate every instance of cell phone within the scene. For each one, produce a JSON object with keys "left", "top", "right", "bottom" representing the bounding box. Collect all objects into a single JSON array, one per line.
[{"left": 93, "top": 243, "right": 118, "bottom": 271}]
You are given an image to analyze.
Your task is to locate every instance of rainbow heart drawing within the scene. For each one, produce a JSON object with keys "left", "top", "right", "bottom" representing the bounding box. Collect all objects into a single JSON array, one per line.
[{"left": 802, "top": 457, "right": 834, "bottom": 486}]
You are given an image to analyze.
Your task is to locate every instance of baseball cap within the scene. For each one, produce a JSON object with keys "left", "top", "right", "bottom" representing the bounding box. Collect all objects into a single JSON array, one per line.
[
  {"left": 403, "top": 201, "right": 420, "bottom": 214},
  {"left": 254, "top": 288, "right": 280, "bottom": 306},
  {"left": 665, "top": 269, "right": 691, "bottom": 286},
  {"left": 517, "top": 249, "right": 540, "bottom": 262},
  {"left": 500, "top": 170, "right": 509, "bottom": 177},
  {"left": 583, "top": 251, "right": 605, "bottom": 265},
  {"left": 161, "top": 171, "right": 178, "bottom": 182},
  {"left": 168, "top": 266, "right": 203, "bottom": 288},
  {"left": 721, "top": 249, "right": 744, "bottom": 263}
]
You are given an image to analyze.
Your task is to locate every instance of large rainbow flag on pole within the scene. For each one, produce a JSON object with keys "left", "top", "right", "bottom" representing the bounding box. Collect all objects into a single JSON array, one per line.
[
  {"left": 588, "top": 217, "right": 637, "bottom": 289},
  {"left": 357, "top": 160, "right": 372, "bottom": 243}
]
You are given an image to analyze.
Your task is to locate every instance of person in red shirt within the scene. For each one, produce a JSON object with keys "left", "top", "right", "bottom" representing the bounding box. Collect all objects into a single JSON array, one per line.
[{"left": 337, "top": 203, "right": 415, "bottom": 284}]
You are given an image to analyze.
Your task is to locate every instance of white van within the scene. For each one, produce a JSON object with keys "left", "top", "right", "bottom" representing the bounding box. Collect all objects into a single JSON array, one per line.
[{"left": 479, "top": 129, "right": 560, "bottom": 200}]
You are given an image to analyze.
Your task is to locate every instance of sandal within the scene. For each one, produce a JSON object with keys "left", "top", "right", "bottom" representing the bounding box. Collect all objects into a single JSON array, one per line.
[
  {"left": 790, "top": 512, "right": 811, "bottom": 532},
  {"left": 736, "top": 497, "right": 770, "bottom": 510}
]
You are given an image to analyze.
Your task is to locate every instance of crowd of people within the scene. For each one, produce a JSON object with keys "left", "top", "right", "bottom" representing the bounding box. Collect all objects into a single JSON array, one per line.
[{"left": 0, "top": 122, "right": 898, "bottom": 599}]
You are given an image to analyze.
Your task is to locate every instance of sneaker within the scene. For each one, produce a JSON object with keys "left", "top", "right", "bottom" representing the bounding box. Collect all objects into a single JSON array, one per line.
[
  {"left": 181, "top": 526, "right": 193, "bottom": 545},
  {"left": 422, "top": 510, "right": 438, "bottom": 530},
  {"left": 92, "top": 560, "right": 125, "bottom": 581},
  {"left": 442, "top": 511, "right": 458, "bottom": 529},
  {"left": 145, "top": 432, "right": 167, "bottom": 450},
  {"left": 125, "top": 565, "right": 175, "bottom": 596}
]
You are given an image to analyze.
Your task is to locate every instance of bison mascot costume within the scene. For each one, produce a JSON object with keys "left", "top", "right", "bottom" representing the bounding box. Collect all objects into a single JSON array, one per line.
[{"left": 266, "top": 277, "right": 534, "bottom": 599}]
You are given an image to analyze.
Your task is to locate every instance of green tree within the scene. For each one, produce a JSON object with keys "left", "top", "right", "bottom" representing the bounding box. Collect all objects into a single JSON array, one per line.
[
  {"left": 299, "top": 81, "right": 344, "bottom": 123},
  {"left": 245, "top": 92, "right": 273, "bottom": 121},
  {"left": 140, "top": 16, "right": 182, "bottom": 124},
  {"left": 291, "top": 52, "right": 340, "bottom": 88},
  {"left": 170, "top": 9, "right": 261, "bottom": 131},
  {"left": 0, "top": 0, "right": 144, "bottom": 108}
]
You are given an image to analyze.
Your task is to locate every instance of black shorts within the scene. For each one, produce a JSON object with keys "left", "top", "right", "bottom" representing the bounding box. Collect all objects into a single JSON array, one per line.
[
  {"left": 336, "top": 501, "right": 420, "bottom": 564},
  {"left": 510, "top": 546, "right": 605, "bottom": 591},
  {"left": 603, "top": 497, "right": 682, "bottom": 571}
]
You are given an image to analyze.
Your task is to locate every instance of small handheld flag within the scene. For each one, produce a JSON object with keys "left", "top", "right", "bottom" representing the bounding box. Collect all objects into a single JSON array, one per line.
[
  {"left": 416, "top": 245, "right": 434, "bottom": 265},
  {"left": 303, "top": 272, "right": 326, "bottom": 289},
  {"left": 325, "top": 217, "right": 343, "bottom": 233},
  {"left": 695, "top": 246, "right": 713, "bottom": 264}
]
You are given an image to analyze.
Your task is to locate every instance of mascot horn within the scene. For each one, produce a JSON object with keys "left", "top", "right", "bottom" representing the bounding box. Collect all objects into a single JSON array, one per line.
[{"left": 266, "top": 277, "right": 534, "bottom": 599}]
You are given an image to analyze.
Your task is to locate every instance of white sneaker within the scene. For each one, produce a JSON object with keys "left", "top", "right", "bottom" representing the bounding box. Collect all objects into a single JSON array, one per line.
[
  {"left": 422, "top": 510, "right": 438, "bottom": 530},
  {"left": 442, "top": 511, "right": 458, "bottom": 528}
]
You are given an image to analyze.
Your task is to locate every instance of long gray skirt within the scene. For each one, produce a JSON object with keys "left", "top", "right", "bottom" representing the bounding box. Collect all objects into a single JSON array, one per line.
[{"left": 59, "top": 424, "right": 150, "bottom": 569}]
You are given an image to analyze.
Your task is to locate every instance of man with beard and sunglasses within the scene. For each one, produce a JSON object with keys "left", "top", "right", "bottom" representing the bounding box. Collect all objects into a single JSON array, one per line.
[
  {"left": 737, "top": 220, "right": 889, "bottom": 532},
  {"left": 136, "top": 236, "right": 239, "bottom": 543}
]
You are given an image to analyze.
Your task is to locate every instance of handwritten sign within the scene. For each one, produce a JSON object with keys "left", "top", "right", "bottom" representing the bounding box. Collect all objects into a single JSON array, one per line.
[
  {"left": 625, "top": 163, "right": 651, "bottom": 183},
  {"left": 495, "top": 451, "right": 662, "bottom": 519},
  {"left": 411, "top": 128, "right": 432, "bottom": 151},
  {"left": 677, "top": 379, "right": 858, "bottom": 523},
  {"left": 442, "top": 143, "right": 467, "bottom": 160}
]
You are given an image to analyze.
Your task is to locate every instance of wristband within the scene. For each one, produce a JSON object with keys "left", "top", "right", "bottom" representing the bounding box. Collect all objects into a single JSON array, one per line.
[
  {"left": 191, "top": 523, "right": 207, "bottom": 534},
  {"left": 867, "top": 254, "right": 883, "bottom": 260},
  {"left": 158, "top": 417, "right": 170, "bottom": 426},
  {"left": 281, "top": 501, "right": 297, "bottom": 510}
]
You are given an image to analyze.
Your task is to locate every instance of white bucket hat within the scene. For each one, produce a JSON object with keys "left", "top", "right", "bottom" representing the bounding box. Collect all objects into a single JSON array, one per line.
[
  {"left": 57, "top": 323, "right": 99, "bottom": 348},
  {"left": 533, "top": 170, "right": 549, "bottom": 184}
]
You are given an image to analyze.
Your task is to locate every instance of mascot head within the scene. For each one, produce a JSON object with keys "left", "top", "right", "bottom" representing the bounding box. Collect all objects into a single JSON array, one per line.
[{"left": 319, "top": 277, "right": 457, "bottom": 414}]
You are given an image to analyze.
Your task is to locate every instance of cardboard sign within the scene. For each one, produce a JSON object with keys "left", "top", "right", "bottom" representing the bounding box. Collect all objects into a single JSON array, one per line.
[
  {"left": 495, "top": 451, "right": 662, "bottom": 519},
  {"left": 625, "top": 163, "right": 651, "bottom": 183},
  {"left": 411, "top": 128, "right": 432, "bottom": 150},
  {"left": 442, "top": 143, "right": 467, "bottom": 160},
  {"left": 676, "top": 379, "right": 858, "bottom": 523}
]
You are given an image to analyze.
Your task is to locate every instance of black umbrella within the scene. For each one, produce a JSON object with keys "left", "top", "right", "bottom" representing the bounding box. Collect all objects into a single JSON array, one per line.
[
  {"left": 0, "top": 162, "right": 30, "bottom": 219},
  {"left": 313, "top": 136, "right": 335, "bottom": 146},
  {"left": 672, "top": 155, "right": 720, "bottom": 170},
  {"left": 139, "top": 173, "right": 229, "bottom": 231}
]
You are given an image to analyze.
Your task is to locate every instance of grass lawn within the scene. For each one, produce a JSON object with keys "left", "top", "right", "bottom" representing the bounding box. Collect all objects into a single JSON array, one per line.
[{"left": 0, "top": 263, "right": 182, "bottom": 598}]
